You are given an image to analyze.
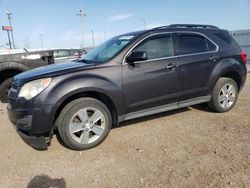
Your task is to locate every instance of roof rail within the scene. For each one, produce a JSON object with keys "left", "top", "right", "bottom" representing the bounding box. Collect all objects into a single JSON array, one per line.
[
  {"left": 169, "top": 24, "right": 219, "bottom": 29},
  {"left": 152, "top": 24, "right": 219, "bottom": 30},
  {"left": 152, "top": 26, "right": 169, "bottom": 30}
]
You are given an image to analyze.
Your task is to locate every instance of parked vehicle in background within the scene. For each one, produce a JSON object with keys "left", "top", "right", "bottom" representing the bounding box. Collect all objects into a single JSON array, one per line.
[
  {"left": 0, "top": 48, "right": 89, "bottom": 103},
  {"left": 53, "top": 49, "right": 87, "bottom": 63},
  {"left": 7, "top": 24, "right": 247, "bottom": 150},
  {"left": 0, "top": 50, "right": 54, "bottom": 103}
]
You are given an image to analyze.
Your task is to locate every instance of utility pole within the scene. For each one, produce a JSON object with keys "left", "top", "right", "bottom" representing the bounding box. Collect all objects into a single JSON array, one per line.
[
  {"left": 25, "top": 37, "right": 30, "bottom": 49},
  {"left": 76, "top": 8, "right": 86, "bottom": 49},
  {"left": 6, "top": 10, "right": 15, "bottom": 48},
  {"left": 91, "top": 30, "right": 95, "bottom": 47},
  {"left": 7, "top": 30, "right": 12, "bottom": 49},
  {"left": 40, "top": 34, "right": 43, "bottom": 48}
]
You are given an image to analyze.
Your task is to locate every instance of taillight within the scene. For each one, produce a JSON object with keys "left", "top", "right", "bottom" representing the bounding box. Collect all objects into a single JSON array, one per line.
[{"left": 241, "top": 51, "right": 247, "bottom": 63}]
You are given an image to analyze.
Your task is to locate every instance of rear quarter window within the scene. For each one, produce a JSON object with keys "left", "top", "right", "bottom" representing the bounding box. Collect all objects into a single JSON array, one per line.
[{"left": 213, "top": 32, "right": 233, "bottom": 44}]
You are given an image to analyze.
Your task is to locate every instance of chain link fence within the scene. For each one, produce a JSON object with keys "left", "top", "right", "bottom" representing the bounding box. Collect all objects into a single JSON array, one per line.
[{"left": 231, "top": 29, "right": 250, "bottom": 63}]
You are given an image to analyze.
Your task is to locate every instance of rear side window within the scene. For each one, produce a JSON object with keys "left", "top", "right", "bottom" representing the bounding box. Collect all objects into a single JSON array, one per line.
[
  {"left": 207, "top": 40, "right": 217, "bottom": 51},
  {"left": 176, "top": 34, "right": 217, "bottom": 55},
  {"left": 133, "top": 35, "right": 173, "bottom": 60}
]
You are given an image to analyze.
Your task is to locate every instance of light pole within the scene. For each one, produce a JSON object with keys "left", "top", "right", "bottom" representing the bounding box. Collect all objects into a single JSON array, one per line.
[
  {"left": 104, "top": 30, "right": 107, "bottom": 40},
  {"left": 138, "top": 17, "right": 147, "bottom": 30},
  {"left": 76, "top": 8, "right": 86, "bottom": 48},
  {"left": 6, "top": 10, "right": 15, "bottom": 49},
  {"left": 40, "top": 34, "right": 43, "bottom": 49},
  {"left": 91, "top": 30, "right": 95, "bottom": 47},
  {"left": 25, "top": 37, "right": 30, "bottom": 49}
]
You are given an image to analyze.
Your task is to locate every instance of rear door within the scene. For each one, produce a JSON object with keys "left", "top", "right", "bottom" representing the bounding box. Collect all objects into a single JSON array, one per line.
[
  {"left": 174, "top": 32, "right": 219, "bottom": 101},
  {"left": 122, "top": 33, "right": 180, "bottom": 113}
]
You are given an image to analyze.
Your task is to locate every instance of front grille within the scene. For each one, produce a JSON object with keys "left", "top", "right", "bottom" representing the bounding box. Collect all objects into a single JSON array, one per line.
[{"left": 9, "top": 98, "right": 16, "bottom": 107}]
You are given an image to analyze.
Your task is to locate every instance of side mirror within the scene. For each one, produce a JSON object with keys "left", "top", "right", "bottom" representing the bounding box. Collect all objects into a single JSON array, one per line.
[
  {"left": 82, "top": 49, "right": 87, "bottom": 54},
  {"left": 126, "top": 51, "right": 148, "bottom": 64}
]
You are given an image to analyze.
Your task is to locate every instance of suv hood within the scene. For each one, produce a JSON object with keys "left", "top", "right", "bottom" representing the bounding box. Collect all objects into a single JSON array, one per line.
[{"left": 14, "top": 61, "right": 94, "bottom": 86}]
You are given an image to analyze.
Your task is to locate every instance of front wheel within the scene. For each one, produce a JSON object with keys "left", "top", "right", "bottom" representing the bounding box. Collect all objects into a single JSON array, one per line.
[
  {"left": 57, "top": 97, "right": 112, "bottom": 150},
  {"left": 209, "top": 77, "right": 238, "bottom": 113}
]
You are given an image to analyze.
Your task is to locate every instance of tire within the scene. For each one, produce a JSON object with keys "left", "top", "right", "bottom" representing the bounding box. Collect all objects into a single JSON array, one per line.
[
  {"left": 57, "top": 97, "right": 112, "bottom": 150},
  {"left": 0, "top": 78, "right": 12, "bottom": 103},
  {"left": 209, "top": 77, "right": 238, "bottom": 113}
]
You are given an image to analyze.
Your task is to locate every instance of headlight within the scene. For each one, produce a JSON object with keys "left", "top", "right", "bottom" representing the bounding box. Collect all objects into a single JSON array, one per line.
[{"left": 18, "top": 78, "right": 52, "bottom": 100}]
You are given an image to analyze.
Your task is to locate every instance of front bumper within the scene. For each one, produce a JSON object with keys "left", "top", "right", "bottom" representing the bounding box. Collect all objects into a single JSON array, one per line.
[
  {"left": 17, "top": 129, "right": 48, "bottom": 150},
  {"left": 7, "top": 103, "right": 54, "bottom": 150}
]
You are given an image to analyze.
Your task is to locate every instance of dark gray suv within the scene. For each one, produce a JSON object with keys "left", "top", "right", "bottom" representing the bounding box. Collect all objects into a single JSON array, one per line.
[{"left": 7, "top": 24, "right": 248, "bottom": 150}]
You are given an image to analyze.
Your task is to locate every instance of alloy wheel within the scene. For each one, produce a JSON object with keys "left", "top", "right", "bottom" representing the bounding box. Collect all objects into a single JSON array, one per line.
[
  {"left": 218, "top": 83, "right": 236, "bottom": 109},
  {"left": 68, "top": 107, "right": 106, "bottom": 144}
]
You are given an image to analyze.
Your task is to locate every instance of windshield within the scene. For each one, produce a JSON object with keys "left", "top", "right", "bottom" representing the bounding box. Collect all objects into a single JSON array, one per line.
[{"left": 79, "top": 34, "right": 135, "bottom": 63}]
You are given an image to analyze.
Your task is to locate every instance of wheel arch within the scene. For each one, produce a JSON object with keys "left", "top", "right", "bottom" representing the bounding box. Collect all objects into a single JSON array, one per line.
[
  {"left": 208, "top": 58, "right": 246, "bottom": 92},
  {"left": 220, "top": 71, "right": 242, "bottom": 90},
  {"left": 53, "top": 91, "right": 118, "bottom": 128},
  {"left": 0, "top": 61, "right": 29, "bottom": 85}
]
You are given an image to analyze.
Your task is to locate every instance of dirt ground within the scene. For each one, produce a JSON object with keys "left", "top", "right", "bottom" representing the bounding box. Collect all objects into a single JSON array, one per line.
[{"left": 0, "top": 65, "right": 249, "bottom": 188}]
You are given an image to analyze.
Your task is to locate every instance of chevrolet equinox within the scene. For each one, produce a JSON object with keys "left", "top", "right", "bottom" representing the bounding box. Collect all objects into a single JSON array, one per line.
[{"left": 7, "top": 24, "right": 248, "bottom": 150}]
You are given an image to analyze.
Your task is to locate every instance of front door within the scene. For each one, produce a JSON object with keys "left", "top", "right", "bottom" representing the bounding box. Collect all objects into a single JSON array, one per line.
[{"left": 122, "top": 33, "right": 180, "bottom": 114}]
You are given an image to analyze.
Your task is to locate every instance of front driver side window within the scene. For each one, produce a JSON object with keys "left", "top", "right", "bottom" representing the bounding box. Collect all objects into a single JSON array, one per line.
[{"left": 133, "top": 35, "right": 173, "bottom": 60}]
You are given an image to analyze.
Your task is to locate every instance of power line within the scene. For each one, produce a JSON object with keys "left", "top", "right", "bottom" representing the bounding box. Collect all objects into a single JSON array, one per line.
[{"left": 76, "top": 8, "right": 86, "bottom": 48}]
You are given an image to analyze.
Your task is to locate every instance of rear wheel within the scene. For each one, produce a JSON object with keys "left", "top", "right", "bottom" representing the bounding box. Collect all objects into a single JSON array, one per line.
[
  {"left": 0, "top": 78, "right": 12, "bottom": 103},
  {"left": 209, "top": 78, "right": 238, "bottom": 112},
  {"left": 57, "top": 97, "right": 112, "bottom": 150}
]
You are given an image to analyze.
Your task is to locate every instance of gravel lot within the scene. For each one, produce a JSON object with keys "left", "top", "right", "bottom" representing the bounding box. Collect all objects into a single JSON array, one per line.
[{"left": 0, "top": 65, "right": 249, "bottom": 188}]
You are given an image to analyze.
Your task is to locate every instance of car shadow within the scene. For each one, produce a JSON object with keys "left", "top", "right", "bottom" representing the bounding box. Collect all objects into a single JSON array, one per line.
[
  {"left": 114, "top": 107, "right": 191, "bottom": 129},
  {"left": 27, "top": 175, "right": 66, "bottom": 188},
  {"left": 115, "top": 103, "right": 218, "bottom": 129},
  {"left": 54, "top": 104, "right": 214, "bottom": 150},
  {"left": 191, "top": 103, "right": 215, "bottom": 113}
]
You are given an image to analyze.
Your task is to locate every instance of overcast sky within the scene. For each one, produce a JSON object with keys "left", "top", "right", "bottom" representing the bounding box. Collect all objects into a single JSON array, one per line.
[{"left": 0, "top": 0, "right": 250, "bottom": 49}]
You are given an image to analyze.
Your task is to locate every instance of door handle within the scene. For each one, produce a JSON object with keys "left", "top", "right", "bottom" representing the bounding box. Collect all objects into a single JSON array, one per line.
[
  {"left": 209, "top": 56, "right": 218, "bottom": 62},
  {"left": 166, "top": 63, "right": 177, "bottom": 70}
]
